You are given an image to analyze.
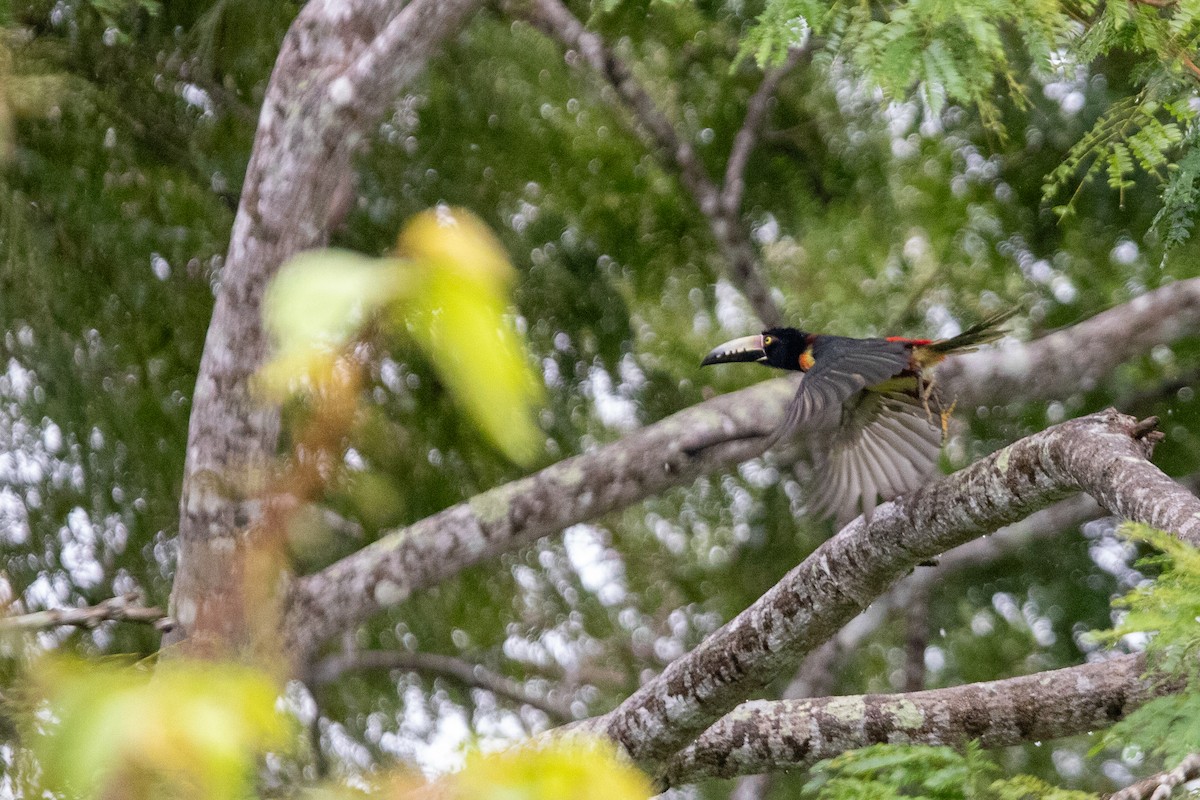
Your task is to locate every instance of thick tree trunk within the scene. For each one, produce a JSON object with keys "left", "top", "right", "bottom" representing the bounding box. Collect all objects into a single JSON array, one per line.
[{"left": 167, "top": 0, "right": 483, "bottom": 661}]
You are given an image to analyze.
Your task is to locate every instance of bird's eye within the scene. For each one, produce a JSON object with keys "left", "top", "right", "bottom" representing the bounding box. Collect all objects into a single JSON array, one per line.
[{"left": 762, "top": 335, "right": 774, "bottom": 346}]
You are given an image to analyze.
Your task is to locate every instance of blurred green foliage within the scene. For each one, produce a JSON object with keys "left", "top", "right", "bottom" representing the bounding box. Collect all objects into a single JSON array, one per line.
[
  {"left": 1090, "top": 524, "right": 1200, "bottom": 768},
  {"left": 264, "top": 208, "right": 543, "bottom": 465},
  {"left": 26, "top": 657, "right": 291, "bottom": 800},
  {"left": 801, "top": 741, "right": 1097, "bottom": 799},
  {"left": 0, "top": 0, "right": 1198, "bottom": 795}
]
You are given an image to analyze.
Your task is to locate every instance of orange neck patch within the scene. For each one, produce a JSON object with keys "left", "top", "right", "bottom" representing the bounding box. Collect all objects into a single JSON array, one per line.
[{"left": 799, "top": 348, "right": 815, "bottom": 370}]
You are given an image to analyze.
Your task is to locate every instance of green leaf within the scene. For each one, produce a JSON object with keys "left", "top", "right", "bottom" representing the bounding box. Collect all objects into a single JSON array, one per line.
[
  {"left": 447, "top": 737, "right": 655, "bottom": 800},
  {"left": 397, "top": 207, "right": 545, "bottom": 466},
  {"left": 261, "top": 208, "right": 545, "bottom": 465},
  {"left": 1089, "top": 523, "right": 1200, "bottom": 681},
  {"left": 32, "top": 657, "right": 291, "bottom": 800},
  {"left": 989, "top": 775, "right": 1097, "bottom": 800},
  {"left": 1094, "top": 694, "right": 1200, "bottom": 767},
  {"left": 261, "top": 248, "right": 407, "bottom": 396},
  {"left": 1088, "top": 525, "right": 1200, "bottom": 766}
]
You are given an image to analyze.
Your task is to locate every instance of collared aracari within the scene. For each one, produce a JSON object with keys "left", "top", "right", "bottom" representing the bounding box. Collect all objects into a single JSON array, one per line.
[{"left": 701, "top": 310, "right": 1015, "bottom": 525}]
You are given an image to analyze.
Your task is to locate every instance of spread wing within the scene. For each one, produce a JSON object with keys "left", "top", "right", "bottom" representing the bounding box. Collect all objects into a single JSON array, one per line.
[
  {"left": 808, "top": 390, "right": 944, "bottom": 526},
  {"left": 779, "top": 337, "right": 912, "bottom": 436}
]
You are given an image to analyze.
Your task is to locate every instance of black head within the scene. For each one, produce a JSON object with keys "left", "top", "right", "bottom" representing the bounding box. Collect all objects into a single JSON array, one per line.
[{"left": 700, "top": 327, "right": 810, "bottom": 371}]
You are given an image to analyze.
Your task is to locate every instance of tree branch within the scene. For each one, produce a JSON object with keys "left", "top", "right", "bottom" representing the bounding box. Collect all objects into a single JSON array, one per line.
[
  {"left": 581, "top": 411, "right": 1200, "bottom": 773},
  {"left": 511, "top": 0, "right": 784, "bottom": 327},
  {"left": 727, "top": 491, "right": 1111, "bottom": 800},
  {"left": 285, "top": 280, "right": 1200, "bottom": 664},
  {"left": 283, "top": 382, "right": 791, "bottom": 662},
  {"left": 661, "top": 654, "right": 1171, "bottom": 786},
  {"left": 310, "top": 649, "right": 574, "bottom": 721},
  {"left": 1109, "top": 753, "right": 1200, "bottom": 800},
  {"left": 940, "top": 277, "right": 1200, "bottom": 408},
  {"left": 0, "top": 593, "right": 171, "bottom": 632},
  {"left": 168, "top": 0, "right": 484, "bottom": 658},
  {"left": 788, "top": 492, "right": 1104, "bottom": 699},
  {"left": 721, "top": 47, "right": 806, "bottom": 218}
]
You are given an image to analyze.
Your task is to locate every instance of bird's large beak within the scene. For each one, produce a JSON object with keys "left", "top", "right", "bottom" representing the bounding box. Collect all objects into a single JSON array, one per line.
[{"left": 700, "top": 335, "right": 767, "bottom": 366}]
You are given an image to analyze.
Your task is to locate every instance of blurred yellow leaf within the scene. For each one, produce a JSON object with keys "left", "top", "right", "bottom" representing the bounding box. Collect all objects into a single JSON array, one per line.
[
  {"left": 398, "top": 207, "right": 544, "bottom": 466},
  {"left": 260, "top": 249, "right": 406, "bottom": 398},
  {"left": 443, "top": 738, "right": 655, "bottom": 800},
  {"left": 33, "top": 658, "right": 291, "bottom": 800},
  {"left": 397, "top": 205, "right": 516, "bottom": 289},
  {"left": 261, "top": 208, "right": 543, "bottom": 465}
]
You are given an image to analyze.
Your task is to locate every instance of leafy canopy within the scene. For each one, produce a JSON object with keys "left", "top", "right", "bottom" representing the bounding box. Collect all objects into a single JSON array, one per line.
[{"left": 743, "top": 0, "right": 1200, "bottom": 255}]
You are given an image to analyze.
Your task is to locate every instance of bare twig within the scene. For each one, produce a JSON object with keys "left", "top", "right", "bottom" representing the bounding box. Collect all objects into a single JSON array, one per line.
[
  {"left": 662, "top": 654, "right": 1172, "bottom": 786},
  {"left": 310, "top": 649, "right": 575, "bottom": 721},
  {"left": 0, "top": 593, "right": 172, "bottom": 633},
  {"left": 721, "top": 47, "right": 807, "bottom": 218},
  {"left": 512, "top": 0, "right": 784, "bottom": 327},
  {"left": 298, "top": 682, "right": 331, "bottom": 780},
  {"left": 1109, "top": 753, "right": 1200, "bottom": 800},
  {"left": 902, "top": 585, "right": 929, "bottom": 693}
]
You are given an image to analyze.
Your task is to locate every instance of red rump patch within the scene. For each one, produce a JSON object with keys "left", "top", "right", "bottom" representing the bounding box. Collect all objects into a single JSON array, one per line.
[{"left": 886, "top": 336, "right": 933, "bottom": 345}]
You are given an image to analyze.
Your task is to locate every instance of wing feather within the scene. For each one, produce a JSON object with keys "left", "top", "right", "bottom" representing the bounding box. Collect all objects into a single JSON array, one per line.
[
  {"left": 859, "top": 427, "right": 903, "bottom": 498},
  {"left": 871, "top": 410, "right": 937, "bottom": 472},
  {"left": 781, "top": 338, "right": 911, "bottom": 435},
  {"left": 807, "top": 388, "right": 944, "bottom": 526}
]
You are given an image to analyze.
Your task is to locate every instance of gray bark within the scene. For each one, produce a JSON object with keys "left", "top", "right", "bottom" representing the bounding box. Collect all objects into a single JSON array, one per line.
[
  {"left": 1108, "top": 752, "right": 1200, "bottom": 800},
  {"left": 581, "top": 411, "right": 1199, "bottom": 773},
  {"left": 285, "top": 278, "right": 1200, "bottom": 663},
  {"left": 941, "top": 277, "right": 1200, "bottom": 407},
  {"left": 662, "top": 654, "right": 1169, "bottom": 785},
  {"left": 168, "top": 0, "right": 483, "bottom": 657},
  {"left": 285, "top": 383, "right": 789, "bottom": 664},
  {"left": 0, "top": 593, "right": 168, "bottom": 632}
]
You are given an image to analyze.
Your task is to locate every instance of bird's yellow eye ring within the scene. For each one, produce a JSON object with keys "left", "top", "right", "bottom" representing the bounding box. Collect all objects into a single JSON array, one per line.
[{"left": 762, "top": 335, "right": 774, "bottom": 346}]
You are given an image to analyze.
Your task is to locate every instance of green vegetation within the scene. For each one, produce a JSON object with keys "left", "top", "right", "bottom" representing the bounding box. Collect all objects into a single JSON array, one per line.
[{"left": 4, "top": 0, "right": 1200, "bottom": 796}]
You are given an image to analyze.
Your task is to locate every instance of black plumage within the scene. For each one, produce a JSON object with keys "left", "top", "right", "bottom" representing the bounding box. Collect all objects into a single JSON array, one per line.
[{"left": 701, "top": 311, "right": 1014, "bottom": 525}]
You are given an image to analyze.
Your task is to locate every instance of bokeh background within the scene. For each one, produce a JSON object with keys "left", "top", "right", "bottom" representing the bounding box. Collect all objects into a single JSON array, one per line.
[{"left": 2, "top": 0, "right": 1199, "bottom": 794}]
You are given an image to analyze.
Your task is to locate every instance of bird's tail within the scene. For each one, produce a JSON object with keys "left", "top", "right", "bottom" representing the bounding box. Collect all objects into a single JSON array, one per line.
[{"left": 926, "top": 309, "right": 1018, "bottom": 355}]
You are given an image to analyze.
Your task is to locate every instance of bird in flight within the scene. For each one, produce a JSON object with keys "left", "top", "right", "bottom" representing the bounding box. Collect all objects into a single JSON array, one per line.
[{"left": 701, "top": 310, "right": 1015, "bottom": 526}]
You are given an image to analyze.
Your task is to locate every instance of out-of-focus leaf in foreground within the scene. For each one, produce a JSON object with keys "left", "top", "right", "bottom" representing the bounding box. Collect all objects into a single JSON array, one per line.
[
  {"left": 32, "top": 658, "right": 290, "bottom": 800},
  {"left": 261, "top": 249, "right": 405, "bottom": 397},
  {"left": 292, "top": 738, "right": 652, "bottom": 800},
  {"left": 397, "top": 207, "right": 544, "bottom": 466},
  {"left": 442, "top": 738, "right": 654, "bottom": 800},
  {"left": 261, "top": 206, "right": 543, "bottom": 465}
]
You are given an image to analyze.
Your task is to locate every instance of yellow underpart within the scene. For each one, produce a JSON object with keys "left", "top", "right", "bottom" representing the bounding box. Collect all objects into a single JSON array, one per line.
[
  {"left": 870, "top": 375, "right": 919, "bottom": 393},
  {"left": 912, "top": 347, "right": 948, "bottom": 369}
]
